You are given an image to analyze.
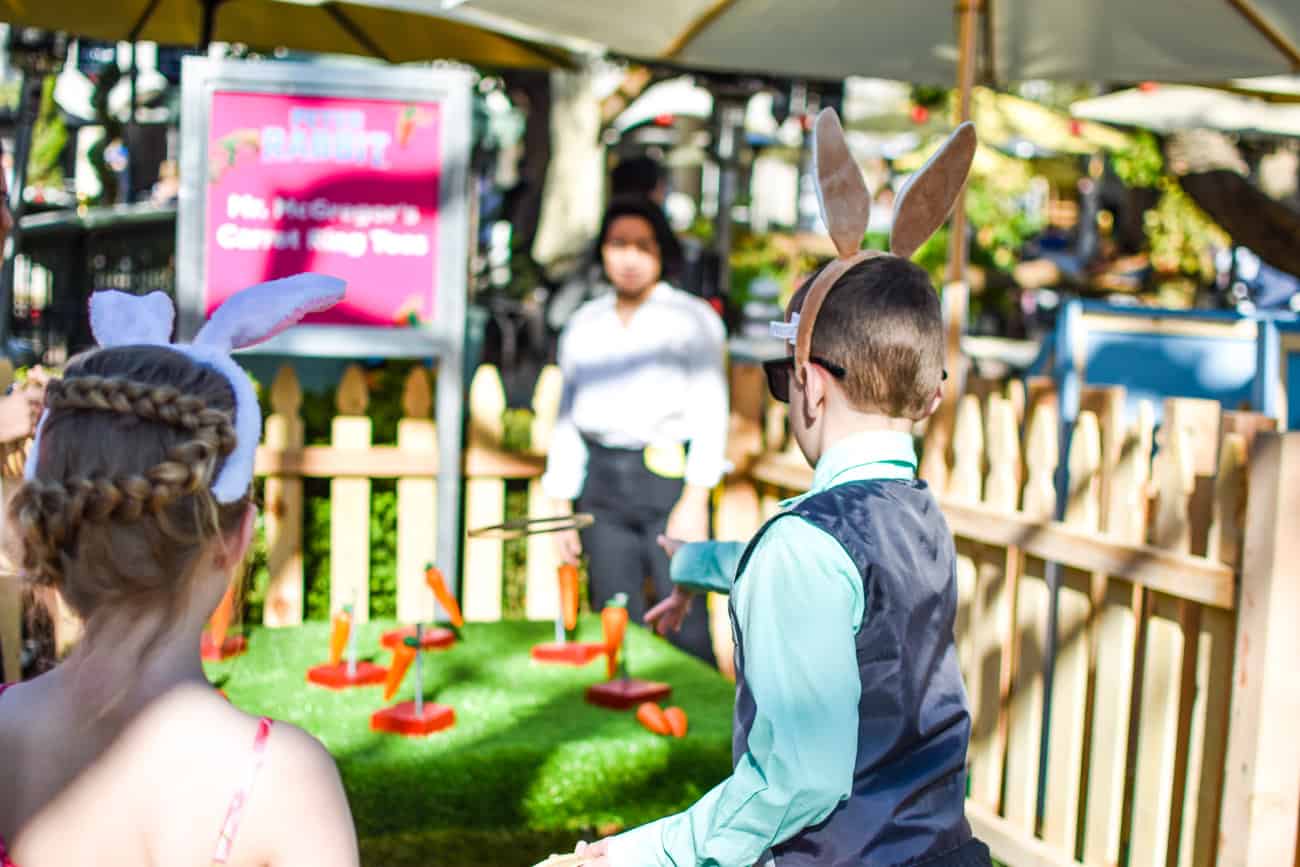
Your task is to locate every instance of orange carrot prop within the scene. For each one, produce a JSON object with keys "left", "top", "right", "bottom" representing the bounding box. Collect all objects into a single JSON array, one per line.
[
  {"left": 636, "top": 702, "right": 672, "bottom": 736},
  {"left": 664, "top": 707, "right": 688, "bottom": 738},
  {"left": 602, "top": 594, "right": 629, "bottom": 680},
  {"left": 384, "top": 639, "right": 417, "bottom": 701},
  {"left": 424, "top": 564, "right": 464, "bottom": 629},
  {"left": 209, "top": 580, "right": 237, "bottom": 650},
  {"left": 559, "top": 564, "right": 580, "bottom": 633},
  {"left": 329, "top": 607, "right": 353, "bottom": 666}
]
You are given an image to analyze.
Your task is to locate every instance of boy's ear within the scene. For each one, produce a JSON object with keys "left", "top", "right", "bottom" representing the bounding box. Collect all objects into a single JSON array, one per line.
[
  {"left": 890, "top": 123, "right": 977, "bottom": 259},
  {"left": 921, "top": 385, "right": 944, "bottom": 421},
  {"left": 799, "top": 361, "right": 833, "bottom": 415}
]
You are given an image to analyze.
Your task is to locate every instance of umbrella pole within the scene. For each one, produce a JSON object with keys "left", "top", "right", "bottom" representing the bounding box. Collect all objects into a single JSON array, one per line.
[
  {"left": 712, "top": 93, "right": 746, "bottom": 298},
  {"left": 920, "top": 0, "right": 980, "bottom": 486},
  {"left": 200, "top": 0, "right": 222, "bottom": 50},
  {"left": 127, "top": 43, "right": 138, "bottom": 202},
  {"left": 945, "top": 0, "right": 979, "bottom": 291}
]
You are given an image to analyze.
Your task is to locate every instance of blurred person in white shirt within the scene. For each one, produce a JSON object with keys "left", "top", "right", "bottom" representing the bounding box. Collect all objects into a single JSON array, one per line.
[{"left": 542, "top": 197, "right": 727, "bottom": 664}]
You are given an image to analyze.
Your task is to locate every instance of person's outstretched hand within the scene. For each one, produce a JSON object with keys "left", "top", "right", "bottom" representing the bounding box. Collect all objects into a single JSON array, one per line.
[
  {"left": 646, "top": 535, "right": 693, "bottom": 635},
  {"left": 645, "top": 586, "right": 693, "bottom": 636}
]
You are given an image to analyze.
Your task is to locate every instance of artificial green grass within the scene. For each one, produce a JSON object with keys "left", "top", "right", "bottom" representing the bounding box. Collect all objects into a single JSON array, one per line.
[{"left": 204, "top": 617, "right": 735, "bottom": 867}]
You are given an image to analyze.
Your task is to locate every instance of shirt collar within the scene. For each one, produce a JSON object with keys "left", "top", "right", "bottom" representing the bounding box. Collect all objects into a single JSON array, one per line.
[
  {"left": 593, "top": 282, "right": 671, "bottom": 317},
  {"left": 780, "top": 430, "right": 918, "bottom": 507}
]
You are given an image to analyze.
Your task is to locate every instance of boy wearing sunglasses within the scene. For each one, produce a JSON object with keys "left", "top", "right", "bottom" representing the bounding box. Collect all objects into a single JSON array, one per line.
[{"left": 575, "top": 110, "right": 988, "bottom": 867}]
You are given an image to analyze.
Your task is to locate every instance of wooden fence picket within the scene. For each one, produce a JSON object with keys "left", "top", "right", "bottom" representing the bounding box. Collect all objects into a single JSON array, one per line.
[
  {"left": 1081, "top": 400, "right": 1151, "bottom": 866},
  {"left": 1003, "top": 401, "right": 1058, "bottom": 833},
  {"left": 966, "top": 394, "right": 1020, "bottom": 811},
  {"left": 463, "top": 366, "right": 507, "bottom": 622},
  {"left": 524, "top": 365, "right": 564, "bottom": 623},
  {"left": 950, "top": 395, "right": 984, "bottom": 688},
  {"left": 396, "top": 366, "right": 438, "bottom": 624},
  {"left": 1042, "top": 411, "right": 1101, "bottom": 853},
  {"left": 330, "top": 365, "right": 372, "bottom": 621},
  {"left": 262, "top": 365, "right": 305, "bottom": 626}
]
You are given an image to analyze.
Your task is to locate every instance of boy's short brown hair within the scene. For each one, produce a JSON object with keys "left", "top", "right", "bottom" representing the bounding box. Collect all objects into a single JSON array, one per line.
[{"left": 788, "top": 256, "right": 944, "bottom": 418}]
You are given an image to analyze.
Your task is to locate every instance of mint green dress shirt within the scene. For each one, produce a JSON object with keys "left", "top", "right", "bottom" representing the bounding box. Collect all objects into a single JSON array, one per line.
[{"left": 606, "top": 430, "right": 919, "bottom": 867}]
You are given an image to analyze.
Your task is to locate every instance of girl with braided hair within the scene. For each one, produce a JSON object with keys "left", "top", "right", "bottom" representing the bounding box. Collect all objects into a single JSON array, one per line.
[{"left": 0, "top": 276, "right": 359, "bottom": 867}]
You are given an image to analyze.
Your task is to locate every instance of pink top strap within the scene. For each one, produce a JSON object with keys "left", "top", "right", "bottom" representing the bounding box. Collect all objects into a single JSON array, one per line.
[
  {"left": 0, "top": 685, "right": 16, "bottom": 867},
  {"left": 211, "top": 717, "right": 274, "bottom": 865}
]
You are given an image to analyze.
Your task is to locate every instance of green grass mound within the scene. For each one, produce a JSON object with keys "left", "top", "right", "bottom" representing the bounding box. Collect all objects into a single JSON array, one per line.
[{"left": 205, "top": 618, "right": 734, "bottom": 866}]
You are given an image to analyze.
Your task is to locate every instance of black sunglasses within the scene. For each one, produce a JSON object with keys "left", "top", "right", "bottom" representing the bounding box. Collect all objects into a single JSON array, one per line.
[
  {"left": 762, "top": 357, "right": 948, "bottom": 403},
  {"left": 762, "top": 356, "right": 844, "bottom": 403}
]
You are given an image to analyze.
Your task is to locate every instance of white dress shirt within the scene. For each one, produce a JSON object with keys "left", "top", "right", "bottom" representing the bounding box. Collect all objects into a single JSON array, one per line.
[{"left": 541, "top": 283, "right": 729, "bottom": 502}]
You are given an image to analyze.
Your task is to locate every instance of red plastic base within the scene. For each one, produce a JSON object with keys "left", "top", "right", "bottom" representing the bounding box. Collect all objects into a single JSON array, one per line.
[
  {"left": 201, "top": 634, "right": 247, "bottom": 661},
  {"left": 381, "top": 626, "right": 456, "bottom": 652},
  {"left": 306, "top": 661, "right": 388, "bottom": 689},
  {"left": 530, "top": 641, "right": 606, "bottom": 665},
  {"left": 585, "top": 678, "right": 672, "bottom": 710},
  {"left": 370, "top": 701, "right": 456, "bottom": 736}
]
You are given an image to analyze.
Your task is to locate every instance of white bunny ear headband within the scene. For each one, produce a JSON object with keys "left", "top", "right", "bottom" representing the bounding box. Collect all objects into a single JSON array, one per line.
[
  {"left": 769, "top": 108, "right": 977, "bottom": 385},
  {"left": 24, "top": 273, "right": 346, "bottom": 503}
]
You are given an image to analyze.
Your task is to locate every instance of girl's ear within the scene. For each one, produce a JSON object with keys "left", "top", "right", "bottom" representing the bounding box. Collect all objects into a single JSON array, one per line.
[
  {"left": 813, "top": 108, "right": 871, "bottom": 258},
  {"left": 890, "top": 122, "right": 977, "bottom": 259},
  {"left": 216, "top": 503, "right": 257, "bottom": 571}
]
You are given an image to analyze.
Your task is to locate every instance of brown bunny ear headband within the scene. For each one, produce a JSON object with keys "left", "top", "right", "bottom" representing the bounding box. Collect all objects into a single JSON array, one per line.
[{"left": 772, "top": 108, "right": 977, "bottom": 385}]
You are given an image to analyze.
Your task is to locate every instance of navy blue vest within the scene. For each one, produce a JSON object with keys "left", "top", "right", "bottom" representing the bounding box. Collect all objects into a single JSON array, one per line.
[{"left": 730, "top": 479, "right": 973, "bottom": 866}]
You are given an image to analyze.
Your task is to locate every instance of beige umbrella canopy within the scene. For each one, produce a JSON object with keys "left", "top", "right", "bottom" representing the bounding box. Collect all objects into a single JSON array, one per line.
[
  {"left": 448, "top": 0, "right": 1299, "bottom": 287},
  {"left": 0, "top": 0, "right": 568, "bottom": 68},
  {"left": 855, "top": 86, "right": 1132, "bottom": 156},
  {"left": 1072, "top": 84, "right": 1300, "bottom": 137},
  {"left": 442, "top": 0, "right": 1300, "bottom": 83}
]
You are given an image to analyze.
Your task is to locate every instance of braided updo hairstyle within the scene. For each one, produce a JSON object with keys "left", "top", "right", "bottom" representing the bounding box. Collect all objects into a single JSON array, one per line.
[{"left": 7, "top": 345, "right": 251, "bottom": 625}]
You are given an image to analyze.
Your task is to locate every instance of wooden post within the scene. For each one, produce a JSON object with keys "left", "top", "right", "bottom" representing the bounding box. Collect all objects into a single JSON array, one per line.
[
  {"left": 262, "top": 366, "right": 305, "bottom": 627},
  {"left": 525, "top": 365, "right": 563, "bottom": 622},
  {"left": 1218, "top": 433, "right": 1300, "bottom": 867},
  {"left": 463, "top": 365, "right": 506, "bottom": 622},
  {"left": 397, "top": 367, "right": 438, "bottom": 624},
  {"left": 330, "top": 365, "right": 372, "bottom": 622}
]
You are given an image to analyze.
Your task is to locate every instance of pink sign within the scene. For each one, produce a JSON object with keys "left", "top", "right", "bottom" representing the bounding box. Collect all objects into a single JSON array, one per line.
[{"left": 204, "top": 90, "right": 441, "bottom": 327}]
